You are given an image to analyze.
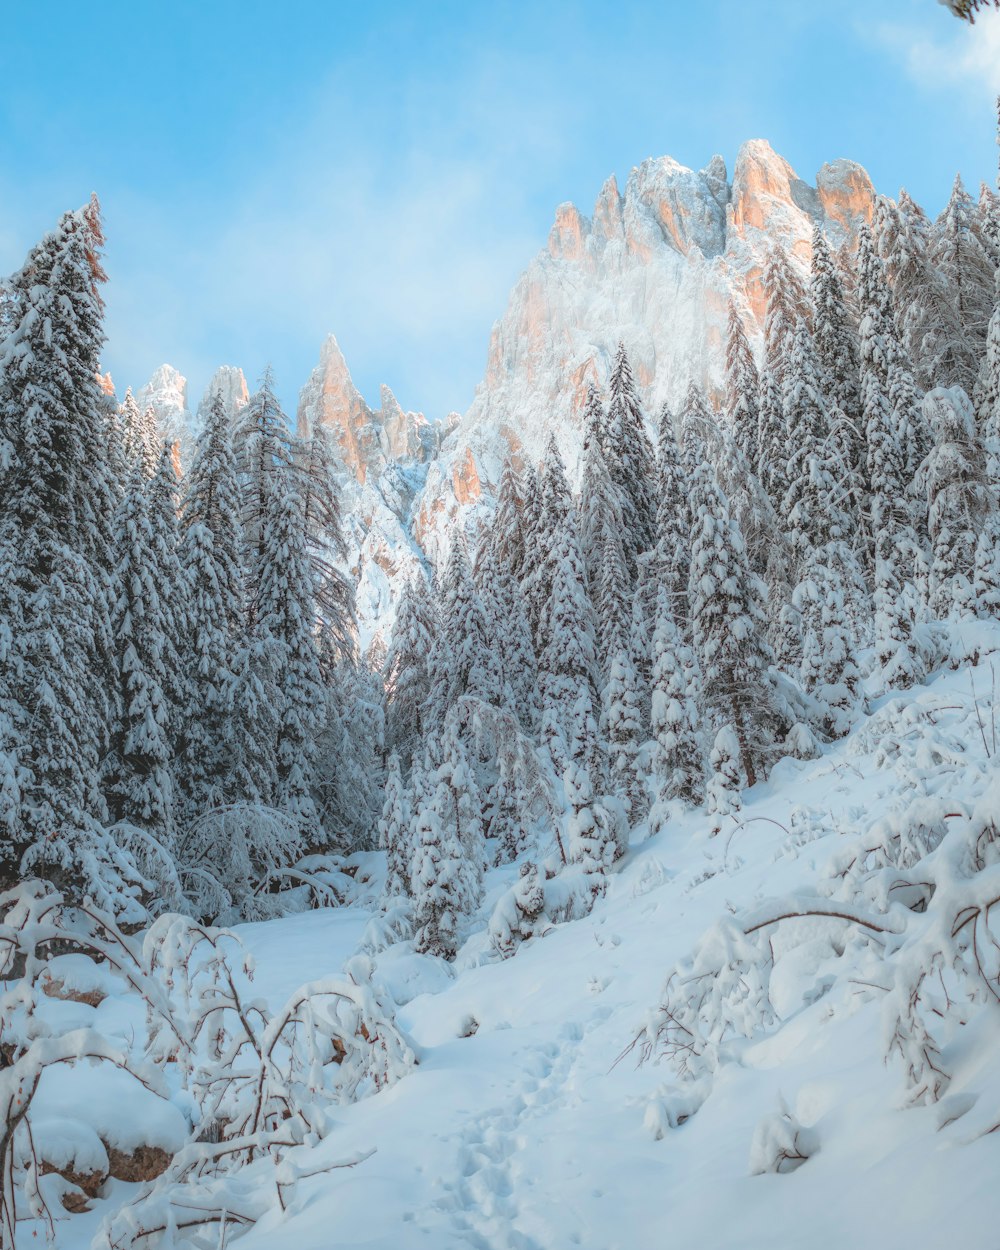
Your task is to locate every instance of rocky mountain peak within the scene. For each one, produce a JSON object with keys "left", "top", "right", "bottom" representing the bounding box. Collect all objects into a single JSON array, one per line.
[
  {"left": 296, "top": 333, "right": 435, "bottom": 485},
  {"left": 198, "top": 365, "right": 249, "bottom": 425},
  {"left": 136, "top": 364, "right": 193, "bottom": 452}
]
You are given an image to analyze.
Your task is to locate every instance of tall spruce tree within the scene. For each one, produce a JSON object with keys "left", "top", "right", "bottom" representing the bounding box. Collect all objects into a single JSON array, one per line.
[
  {"left": 103, "top": 471, "right": 176, "bottom": 854},
  {"left": 0, "top": 200, "right": 128, "bottom": 903},
  {"left": 253, "top": 460, "right": 323, "bottom": 831},
  {"left": 922, "top": 386, "right": 995, "bottom": 617},
  {"left": 650, "top": 586, "right": 704, "bottom": 808},
  {"left": 724, "top": 303, "right": 761, "bottom": 476},
  {"left": 385, "top": 574, "right": 446, "bottom": 767},
  {"left": 605, "top": 342, "right": 657, "bottom": 570},
  {"left": 687, "top": 459, "right": 784, "bottom": 787},
  {"left": 812, "top": 225, "right": 861, "bottom": 430},
  {"left": 648, "top": 403, "right": 691, "bottom": 626},
  {"left": 931, "top": 175, "right": 996, "bottom": 393}
]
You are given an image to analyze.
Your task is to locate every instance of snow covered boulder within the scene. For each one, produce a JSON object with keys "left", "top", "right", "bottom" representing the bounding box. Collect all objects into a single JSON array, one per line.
[
  {"left": 33, "top": 1063, "right": 188, "bottom": 1188},
  {"left": 40, "top": 953, "right": 118, "bottom": 1007}
]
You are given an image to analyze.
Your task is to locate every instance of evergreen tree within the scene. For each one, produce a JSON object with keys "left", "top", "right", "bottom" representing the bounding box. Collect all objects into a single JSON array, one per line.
[
  {"left": 0, "top": 200, "right": 124, "bottom": 901},
  {"left": 687, "top": 460, "right": 783, "bottom": 787},
  {"left": 385, "top": 574, "right": 445, "bottom": 767},
  {"left": 781, "top": 320, "right": 833, "bottom": 571},
  {"left": 442, "top": 534, "right": 503, "bottom": 705},
  {"left": 931, "top": 175, "right": 996, "bottom": 392},
  {"left": 312, "top": 655, "right": 384, "bottom": 851},
  {"left": 977, "top": 182, "right": 1000, "bottom": 268},
  {"left": 706, "top": 725, "right": 744, "bottom": 818},
  {"left": 234, "top": 368, "right": 294, "bottom": 629},
  {"left": 649, "top": 403, "right": 691, "bottom": 625},
  {"left": 650, "top": 587, "right": 704, "bottom": 807},
  {"left": 378, "top": 752, "right": 411, "bottom": 899},
  {"left": 724, "top": 303, "right": 761, "bottom": 475},
  {"left": 565, "top": 691, "right": 625, "bottom": 888},
  {"left": 858, "top": 223, "right": 926, "bottom": 682},
  {"left": 596, "top": 526, "right": 631, "bottom": 675},
  {"left": 811, "top": 224, "right": 861, "bottom": 434},
  {"left": 410, "top": 782, "right": 466, "bottom": 960},
  {"left": 176, "top": 518, "right": 233, "bottom": 816},
  {"left": 182, "top": 393, "right": 244, "bottom": 632},
  {"left": 146, "top": 443, "right": 188, "bottom": 738},
  {"left": 536, "top": 509, "right": 599, "bottom": 774},
  {"left": 876, "top": 190, "right": 954, "bottom": 392},
  {"left": 922, "top": 386, "right": 994, "bottom": 616},
  {"left": 578, "top": 421, "right": 626, "bottom": 600},
  {"left": 518, "top": 461, "right": 544, "bottom": 634},
  {"left": 103, "top": 472, "right": 176, "bottom": 851},
  {"left": 602, "top": 639, "right": 645, "bottom": 823},
  {"left": 973, "top": 507, "right": 1000, "bottom": 617},
  {"left": 974, "top": 270, "right": 1000, "bottom": 481},
  {"left": 763, "top": 244, "right": 810, "bottom": 393},
  {"left": 582, "top": 380, "right": 608, "bottom": 456},
  {"left": 605, "top": 342, "right": 657, "bottom": 570},
  {"left": 526, "top": 436, "right": 574, "bottom": 642},
  {"left": 796, "top": 546, "right": 864, "bottom": 739},
  {"left": 492, "top": 458, "right": 528, "bottom": 585},
  {"left": 757, "top": 364, "right": 788, "bottom": 510},
  {"left": 479, "top": 524, "right": 538, "bottom": 729},
  {"left": 119, "top": 388, "right": 160, "bottom": 479},
  {"left": 294, "top": 419, "right": 354, "bottom": 656},
  {"left": 253, "top": 462, "right": 323, "bottom": 831}
]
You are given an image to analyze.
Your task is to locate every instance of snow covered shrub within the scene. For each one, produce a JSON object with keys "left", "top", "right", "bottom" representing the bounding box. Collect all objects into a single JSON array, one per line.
[
  {"left": 748, "top": 1106, "right": 818, "bottom": 1175},
  {"left": 631, "top": 918, "right": 777, "bottom": 1081},
  {"left": 174, "top": 802, "right": 308, "bottom": 922},
  {"left": 642, "top": 1079, "right": 711, "bottom": 1139},
  {"left": 488, "top": 861, "right": 551, "bottom": 958},
  {"left": 0, "top": 882, "right": 415, "bottom": 1248}
]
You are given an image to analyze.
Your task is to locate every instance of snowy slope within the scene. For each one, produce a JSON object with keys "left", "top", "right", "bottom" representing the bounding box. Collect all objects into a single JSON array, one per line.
[{"left": 33, "top": 628, "right": 1000, "bottom": 1250}]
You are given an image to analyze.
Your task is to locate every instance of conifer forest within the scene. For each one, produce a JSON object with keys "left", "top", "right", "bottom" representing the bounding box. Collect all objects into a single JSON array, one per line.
[{"left": 2, "top": 4, "right": 1000, "bottom": 1247}]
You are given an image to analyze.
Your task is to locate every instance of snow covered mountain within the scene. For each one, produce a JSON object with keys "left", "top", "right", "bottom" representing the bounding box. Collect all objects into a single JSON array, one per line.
[
  {"left": 315, "top": 138, "right": 873, "bottom": 643},
  {"left": 136, "top": 363, "right": 249, "bottom": 464},
  {"left": 136, "top": 138, "right": 874, "bottom": 648},
  {"left": 411, "top": 139, "right": 873, "bottom": 560}
]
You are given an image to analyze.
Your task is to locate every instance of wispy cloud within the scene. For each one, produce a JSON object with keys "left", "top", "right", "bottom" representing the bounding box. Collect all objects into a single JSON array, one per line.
[
  {"left": 99, "top": 51, "right": 577, "bottom": 420},
  {"left": 871, "top": 8, "right": 1000, "bottom": 99}
]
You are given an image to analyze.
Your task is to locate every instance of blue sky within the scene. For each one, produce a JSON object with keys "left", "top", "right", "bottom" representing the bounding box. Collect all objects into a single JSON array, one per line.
[{"left": 1, "top": 0, "right": 998, "bottom": 420}]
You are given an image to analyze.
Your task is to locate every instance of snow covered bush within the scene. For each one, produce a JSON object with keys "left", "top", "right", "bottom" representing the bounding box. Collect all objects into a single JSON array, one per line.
[
  {"left": 488, "top": 861, "right": 551, "bottom": 957},
  {"left": 748, "top": 1106, "right": 818, "bottom": 1175},
  {"left": 0, "top": 881, "right": 415, "bottom": 1248}
]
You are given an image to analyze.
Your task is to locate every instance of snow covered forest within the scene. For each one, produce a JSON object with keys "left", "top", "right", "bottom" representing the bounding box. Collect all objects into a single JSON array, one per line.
[{"left": 3, "top": 126, "right": 1000, "bottom": 1246}]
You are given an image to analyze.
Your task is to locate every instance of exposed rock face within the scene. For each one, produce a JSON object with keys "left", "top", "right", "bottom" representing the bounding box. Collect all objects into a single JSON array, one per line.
[
  {"left": 296, "top": 334, "right": 435, "bottom": 484},
  {"left": 295, "top": 336, "right": 441, "bottom": 649},
  {"left": 406, "top": 138, "right": 875, "bottom": 569}
]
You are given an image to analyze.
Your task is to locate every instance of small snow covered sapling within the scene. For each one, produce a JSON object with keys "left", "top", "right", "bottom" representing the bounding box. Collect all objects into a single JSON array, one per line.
[
  {"left": 488, "top": 861, "right": 551, "bottom": 958},
  {"left": 748, "top": 1104, "right": 818, "bottom": 1175},
  {"left": 706, "top": 725, "right": 745, "bottom": 818}
]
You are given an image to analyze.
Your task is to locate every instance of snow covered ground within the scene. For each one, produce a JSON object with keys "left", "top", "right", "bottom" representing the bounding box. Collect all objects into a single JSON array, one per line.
[{"left": 22, "top": 632, "right": 1000, "bottom": 1250}]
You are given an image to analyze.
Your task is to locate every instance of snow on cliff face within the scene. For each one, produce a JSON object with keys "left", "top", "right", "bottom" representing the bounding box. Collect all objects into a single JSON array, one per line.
[
  {"left": 409, "top": 139, "right": 873, "bottom": 565},
  {"left": 295, "top": 334, "right": 454, "bottom": 652},
  {"left": 136, "top": 364, "right": 193, "bottom": 451},
  {"left": 296, "top": 334, "right": 440, "bottom": 484},
  {"left": 198, "top": 364, "right": 249, "bottom": 427},
  {"left": 136, "top": 364, "right": 249, "bottom": 460},
  {"left": 308, "top": 140, "right": 874, "bottom": 643}
]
